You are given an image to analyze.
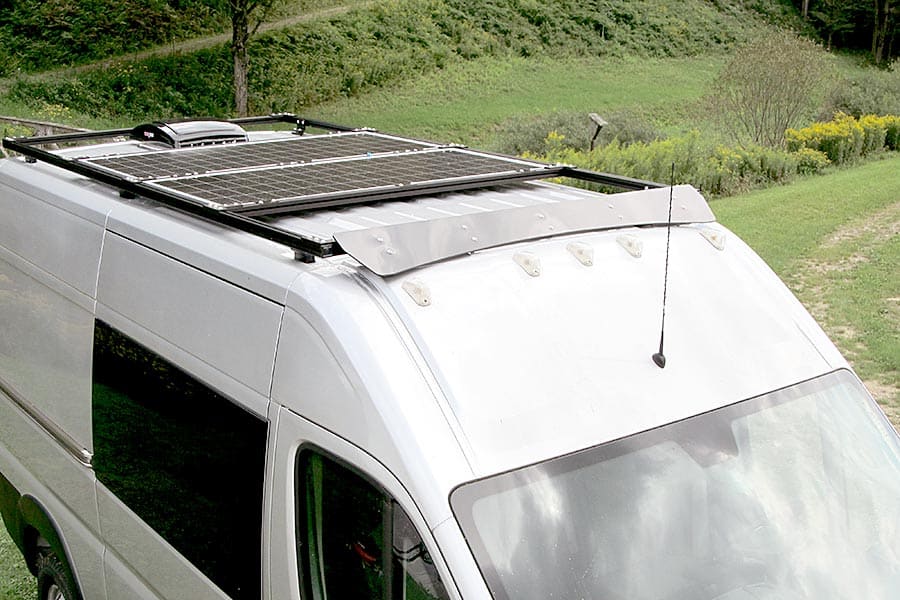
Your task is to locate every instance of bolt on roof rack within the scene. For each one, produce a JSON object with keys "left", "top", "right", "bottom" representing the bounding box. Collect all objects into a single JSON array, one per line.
[{"left": 2, "top": 113, "right": 664, "bottom": 263}]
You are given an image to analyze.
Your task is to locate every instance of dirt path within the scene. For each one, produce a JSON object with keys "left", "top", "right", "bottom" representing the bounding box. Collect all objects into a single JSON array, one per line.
[{"left": 786, "top": 200, "right": 900, "bottom": 424}]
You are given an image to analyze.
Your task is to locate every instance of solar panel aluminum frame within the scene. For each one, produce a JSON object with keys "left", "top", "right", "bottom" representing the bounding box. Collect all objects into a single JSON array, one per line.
[{"left": 2, "top": 114, "right": 667, "bottom": 266}]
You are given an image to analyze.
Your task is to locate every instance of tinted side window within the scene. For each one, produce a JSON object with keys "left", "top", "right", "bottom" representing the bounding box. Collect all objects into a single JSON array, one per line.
[
  {"left": 297, "top": 451, "right": 450, "bottom": 600},
  {"left": 92, "top": 320, "right": 266, "bottom": 600}
]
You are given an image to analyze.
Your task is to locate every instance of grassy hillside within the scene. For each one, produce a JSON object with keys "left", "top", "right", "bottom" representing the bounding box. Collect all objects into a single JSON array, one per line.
[
  {"left": 2, "top": 0, "right": 799, "bottom": 122},
  {"left": 309, "top": 54, "right": 724, "bottom": 145},
  {"left": 0, "top": 0, "right": 225, "bottom": 75}
]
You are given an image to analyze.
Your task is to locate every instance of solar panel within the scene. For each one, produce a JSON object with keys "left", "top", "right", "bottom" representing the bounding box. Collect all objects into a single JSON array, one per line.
[
  {"left": 84, "top": 132, "right": 435, "bottom": 180},
  {"left": 143, "top": 148, "right": 551, "bottom": 211}
]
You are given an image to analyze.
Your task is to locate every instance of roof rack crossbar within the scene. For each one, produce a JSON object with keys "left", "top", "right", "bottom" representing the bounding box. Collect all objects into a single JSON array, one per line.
[{"left": 1, "top": 114, "right": 665, "bottom": 262}]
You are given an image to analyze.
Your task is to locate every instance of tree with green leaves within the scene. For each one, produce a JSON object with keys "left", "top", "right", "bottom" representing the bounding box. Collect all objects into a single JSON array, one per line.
[
  {"left": 710, "top": 32, "right": 832, "bottom": 148},
  {"left": 811, "top": 0, "right": 857, "bottom": 49},
  {"left": 798, "top": 0, "right": 896, "bottom": 63}
]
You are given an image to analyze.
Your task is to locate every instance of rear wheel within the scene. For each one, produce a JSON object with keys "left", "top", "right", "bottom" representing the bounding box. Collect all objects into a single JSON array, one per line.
[{"left": 36, "top": 551, "right": 77, "bottom": 600}]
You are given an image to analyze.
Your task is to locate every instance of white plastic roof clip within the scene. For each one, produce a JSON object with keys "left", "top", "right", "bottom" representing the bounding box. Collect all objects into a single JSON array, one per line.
[
  {"left": 513, "top": 252, "right": 541, "bottom": 277},
  {"left": 566, "top": 242, "right": 594, "bottom": 266},
  {"left": 616, "top": 234, "right": 643, "bottom": 258},
  {"left": 698, "top": 227, "right": 726, "bottom": 251},
  {"left": 402, "top": 279, "right": 432, "bottom": 307}
]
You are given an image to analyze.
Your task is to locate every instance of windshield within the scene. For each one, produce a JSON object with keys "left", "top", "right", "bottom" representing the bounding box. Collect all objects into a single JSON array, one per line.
[{"left": 451, "top": 370, "right": 900, "bottom": 600}]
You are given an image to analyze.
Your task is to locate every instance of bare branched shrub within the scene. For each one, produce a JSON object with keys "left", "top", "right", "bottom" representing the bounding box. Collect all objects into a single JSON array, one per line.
[{"left": 711, "top": 32, "right": 833, "bottom": 147}]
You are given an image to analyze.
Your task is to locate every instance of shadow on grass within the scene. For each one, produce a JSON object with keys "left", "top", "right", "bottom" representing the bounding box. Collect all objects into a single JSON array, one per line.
[{"left": 0, "top": 513, "right": 34, "bottom": 600}]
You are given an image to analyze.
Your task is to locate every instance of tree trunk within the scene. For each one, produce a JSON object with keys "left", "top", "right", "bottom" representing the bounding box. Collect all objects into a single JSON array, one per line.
[
  {"left": 871, "top": 0, "right": 894, "bottom": 64},
  {"left": 802, "top": 0, "right": 810, "bottom": 19},
  {"left": 232, "top": 4, "right": 251, "bottom": 117}
]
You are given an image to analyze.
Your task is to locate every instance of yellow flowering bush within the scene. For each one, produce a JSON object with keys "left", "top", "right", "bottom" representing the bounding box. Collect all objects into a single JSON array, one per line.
[
  {"left": 786, "top": 113, "right": 900, "bottom": 164},
  {"left": 791, "top": 147, "right": 831, "bottom": 174},
  {"left": 879, "top": 115, "right": 900, "bottom": 150}
]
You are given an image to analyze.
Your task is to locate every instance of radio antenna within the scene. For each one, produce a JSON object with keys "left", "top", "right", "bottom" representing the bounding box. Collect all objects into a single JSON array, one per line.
[{"left": 652, "top": 163, "right": 675, "bottom": 369}]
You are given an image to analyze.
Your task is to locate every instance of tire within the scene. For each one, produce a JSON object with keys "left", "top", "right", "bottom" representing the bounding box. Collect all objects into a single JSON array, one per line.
[{"left": 36, "top": 551, "right": 78, "bottom": 600}]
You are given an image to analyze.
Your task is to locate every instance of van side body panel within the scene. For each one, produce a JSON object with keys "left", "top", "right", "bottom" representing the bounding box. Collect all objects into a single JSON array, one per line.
[
  {"left": 0, "top": 425, "right": 105, "bottom": 599},
  {"left": 95, "top": 232, "right": 282, "bottom": 404},
  {"left": 0, "top": 177, "right": 103, "bottom": 456},
  {"left": 93, "top": 232, "right": 283, "bottom": 598},
  {"left": 0, "top": 161, "right": 109, "bottom": 598},
  {"left": 95, "top": 487, "right": 231, "bottom": 600}
]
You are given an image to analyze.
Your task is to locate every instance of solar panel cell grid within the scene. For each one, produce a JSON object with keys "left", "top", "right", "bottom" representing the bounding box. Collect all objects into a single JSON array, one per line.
[
  {"left": 149, "top": 150, "right": 547, "bottom": 210},
  {"left": 85, "top": 132, "right": 431, "bottom": 180}
]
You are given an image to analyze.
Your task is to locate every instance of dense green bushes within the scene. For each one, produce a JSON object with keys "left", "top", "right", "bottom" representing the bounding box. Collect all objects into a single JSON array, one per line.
[
  {"left": 823, "top": 62, "right": 900, "bottom": 118},
  {"left": 492, "top": 109, "right": 663, "bottom": 156},
  {"left": 251, "top": 0, "right": 772, "bottom": 114},
  {"left": 247, "top": 0, "right": 493, "bottom": 112},
  {"left": 8, "top": 50, "right": 233, "bottom": 120},
  {"left": 0, "top": 0, "right": 225, "bottom": 76},
  {"left": 529, "top": 130, "right": 812, "bottom": 196}
]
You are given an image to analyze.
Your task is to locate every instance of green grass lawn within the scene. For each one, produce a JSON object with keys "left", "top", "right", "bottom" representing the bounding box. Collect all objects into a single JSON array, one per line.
[
  {"left": 714, "top": 156, "right": 900, "bottom": 423},
  {"left": 309, "top": 54, "right": 723, "bottom": 146},
  {"left": 0, "top": 515, "right": 33, "bottom": 600}
]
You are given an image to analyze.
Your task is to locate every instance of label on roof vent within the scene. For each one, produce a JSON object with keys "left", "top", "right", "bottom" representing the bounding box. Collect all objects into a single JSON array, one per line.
[{"left": 130, "top": 120, "right": 248, "bottom": 148}]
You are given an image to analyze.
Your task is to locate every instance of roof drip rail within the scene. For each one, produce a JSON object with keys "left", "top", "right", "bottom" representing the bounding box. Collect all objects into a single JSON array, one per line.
[{"left": 2, "top": 114, "right": 666, "bottom": 264}]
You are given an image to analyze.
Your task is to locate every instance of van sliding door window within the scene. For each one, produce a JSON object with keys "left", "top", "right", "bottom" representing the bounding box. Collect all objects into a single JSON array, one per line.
[
  {"left": 297, "top": 451, "right": 450, "bottom": 600},
  {"left": 91, "top": 320, "right": 267, "bottom": 600}
]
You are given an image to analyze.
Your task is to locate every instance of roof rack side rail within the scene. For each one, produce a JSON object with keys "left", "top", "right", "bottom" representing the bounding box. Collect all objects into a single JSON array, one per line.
[
  {"left": 0, "top": 113, "right": 354, "bottom": 149},
  {"left": 557, "top": 166, "right": 665, "bottom": 191},
  {"left": 230, "top": 113, "right": 359, "bottom": 134}
]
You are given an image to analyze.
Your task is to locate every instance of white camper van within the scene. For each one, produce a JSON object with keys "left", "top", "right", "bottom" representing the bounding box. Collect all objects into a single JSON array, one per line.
[{"left": 1, "top": 115, "right": 898, "bottom": 600}]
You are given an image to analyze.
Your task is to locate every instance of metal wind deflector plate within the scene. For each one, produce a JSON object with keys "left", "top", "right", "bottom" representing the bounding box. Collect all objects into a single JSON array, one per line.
[{"left": 334, "top": 185, "right": 715, "bottom": 276}]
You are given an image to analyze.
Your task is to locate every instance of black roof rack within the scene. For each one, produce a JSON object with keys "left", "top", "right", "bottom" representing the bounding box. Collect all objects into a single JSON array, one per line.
[{"left": 2, "top": 113, "right": 663, "bottom": 262}]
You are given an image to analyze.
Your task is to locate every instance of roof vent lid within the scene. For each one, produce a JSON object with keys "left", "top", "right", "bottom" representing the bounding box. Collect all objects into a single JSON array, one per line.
[{"left": 130, "top": 120, "right": 248, "bottom": 148}]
